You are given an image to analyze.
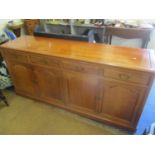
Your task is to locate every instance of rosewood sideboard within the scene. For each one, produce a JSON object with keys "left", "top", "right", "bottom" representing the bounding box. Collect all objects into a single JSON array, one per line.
[{"left": 0, "top": 36, "right": 155, "bottom": 131}]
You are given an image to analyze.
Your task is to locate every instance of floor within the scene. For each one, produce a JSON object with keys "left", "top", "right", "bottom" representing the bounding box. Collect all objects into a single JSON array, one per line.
[{"left": 0, "top": 89, "right": 128, "bottom": 135}]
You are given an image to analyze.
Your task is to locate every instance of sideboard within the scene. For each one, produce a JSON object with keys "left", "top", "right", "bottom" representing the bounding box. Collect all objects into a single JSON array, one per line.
[{"left": 0, "top": 36, "right": 155, "bottom": 131}]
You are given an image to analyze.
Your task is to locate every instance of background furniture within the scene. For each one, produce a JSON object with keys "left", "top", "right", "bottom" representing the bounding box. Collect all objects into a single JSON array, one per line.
[
  {"left": 7, "top": 23, "right": 23, "bottom": 37},
  {"left": 1, "top": 36, "right": 155, "bottom": 131},
  {"left": 34, "top": 25, "right": 96, "bottom": 42},
  {"left": 24, "top": 19, "right": 40, "bottom": 35},
  {"left": 0, "top": 90, "right": 8, "bottom": 106},
  {"left": 0, "top": 55, "right": 9, "bottom": 106},
  {"left": 34, "top": 25, "right": 89, "bottom": 41},
  {"left": 0, "top": 56, "right": 9, "bottom": 106},
  {"left": 0, "top": 30, "right": 16, "bottom": 106},
  {"left": 104, "top": 27, "right": 153, "bottom": 48}
]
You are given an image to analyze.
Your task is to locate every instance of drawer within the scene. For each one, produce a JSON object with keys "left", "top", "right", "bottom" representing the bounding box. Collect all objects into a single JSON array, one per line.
[
  {"left": 29, "top": 54, "right": 60, "bottom": 67},
  {"left": 2, "top": 49, "right": 28, "bottom": 63},
  {"left": 62, "top": 61, "right": 101, "bottom": 74},
  {"left": 104, "top": 68, "right": 151, "bottom": 85}
]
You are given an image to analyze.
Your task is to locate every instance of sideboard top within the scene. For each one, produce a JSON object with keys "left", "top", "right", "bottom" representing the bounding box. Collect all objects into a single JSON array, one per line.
[{"left": 1, "top": 35, "right": 155, "bottom": 73}]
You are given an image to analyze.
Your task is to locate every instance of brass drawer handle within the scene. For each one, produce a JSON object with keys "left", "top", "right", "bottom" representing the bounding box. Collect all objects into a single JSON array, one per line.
[
  {"left": 31, "top": 57, "right": 47, "bottom": 64},
  {"left": 119, "top": 74, "right": 130, "bottom": 80},
  {"left": 63, "top": 63, "right": 85, "bottom": 72}
]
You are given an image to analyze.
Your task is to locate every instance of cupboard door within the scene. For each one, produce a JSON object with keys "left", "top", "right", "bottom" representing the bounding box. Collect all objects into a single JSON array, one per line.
[
  {"left": 34, "top": 66, "right": 64, "bottom": 104},
  {"left": 64, "top": 71, "right": 101, "bottom": 113},
  {"left": 99, "top": 80, "right": 146, "bottom": 124},
  {"left": 7, "top": 61, "right": 37, "bottom": 96}
]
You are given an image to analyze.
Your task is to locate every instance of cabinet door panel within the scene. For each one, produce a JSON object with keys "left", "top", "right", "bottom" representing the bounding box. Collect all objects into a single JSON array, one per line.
[
  {"left": 99, "top": 80, "right": 146, "bottom": 123},
  {"left": 34, "top": 66, "right": 64, "bottom": 104},
  {"left": 7, "top": 62, "right": 37, "bottom": 96},
  {"left": 64, "top": 71, "right": 100, "bottom": 113}
]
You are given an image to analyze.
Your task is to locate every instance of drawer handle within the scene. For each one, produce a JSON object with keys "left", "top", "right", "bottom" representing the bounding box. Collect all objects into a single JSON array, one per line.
[{"left": 119, "top": 74, "right": 130, "bottom": 80}]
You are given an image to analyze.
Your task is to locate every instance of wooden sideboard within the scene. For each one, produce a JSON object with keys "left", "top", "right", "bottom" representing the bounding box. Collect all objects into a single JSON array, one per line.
[{"left": 0, "top": 36, "right": 155, "bottom": 131}]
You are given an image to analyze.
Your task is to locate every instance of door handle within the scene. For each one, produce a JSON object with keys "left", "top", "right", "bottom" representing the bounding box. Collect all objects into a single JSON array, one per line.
[{"left": 119, "top": 73, "right": 130, "bottom": 80}]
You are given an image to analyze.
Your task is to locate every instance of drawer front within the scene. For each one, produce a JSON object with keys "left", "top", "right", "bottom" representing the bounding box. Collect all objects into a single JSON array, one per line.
[
  {"left": 29, "top": 54, "right": 60, "bottom": 67},
  {"left": 62, "top": 61, "right": 101, "bottom": 74},
  {"left": 2, "top": 49, "right": 28, "bottom": 63},
  {"left": 104, "top": 68, "right": 150, "bottom": 85}
]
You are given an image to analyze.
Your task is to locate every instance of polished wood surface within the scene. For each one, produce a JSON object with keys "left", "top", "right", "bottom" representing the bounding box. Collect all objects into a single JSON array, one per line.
[
  {"left": 64, "top": 70, "right": 100, "bottom": 113},
  {"left": 34, "top": 66, "right": 64, "bottom": 104},
  {"left": 1, "top": 35, "right": 155, "bottom": 73},
  {"left": 6, "top": 61, "right": 38, "bottom": 97},
  {"left": 0, "top": 35, "right": 155, "bottom": 131}
]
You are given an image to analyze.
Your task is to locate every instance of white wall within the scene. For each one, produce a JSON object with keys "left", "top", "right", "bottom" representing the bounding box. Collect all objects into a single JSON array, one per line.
[{"left": 0, "top": 19, "right": 10, "bottom": 30}]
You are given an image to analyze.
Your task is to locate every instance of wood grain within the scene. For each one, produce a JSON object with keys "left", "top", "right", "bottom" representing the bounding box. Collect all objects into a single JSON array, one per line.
[
  {"left": 1, "top": 35, "right": 155, "bottom": 73},
  {"left": 1, "top": 35, "right": 155, "bottom": 131}
]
